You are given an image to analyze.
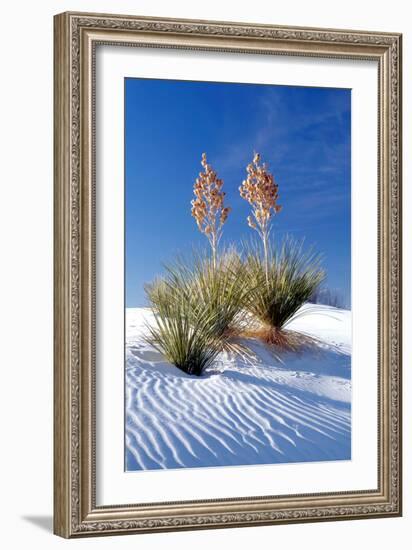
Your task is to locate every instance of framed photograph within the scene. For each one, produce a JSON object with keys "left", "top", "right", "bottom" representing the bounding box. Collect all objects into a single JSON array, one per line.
[{"left": 53, "top": 11, "right": 402, "bottom": 538}]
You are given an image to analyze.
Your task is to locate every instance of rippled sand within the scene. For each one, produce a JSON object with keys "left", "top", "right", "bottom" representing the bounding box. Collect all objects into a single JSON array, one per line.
[{"left": 125, "top": 304, "right": 351, "bottom": 471}]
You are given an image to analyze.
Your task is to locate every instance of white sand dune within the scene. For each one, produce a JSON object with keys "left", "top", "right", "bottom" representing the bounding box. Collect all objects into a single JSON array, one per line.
[{"left": 125, "top": 304, "right": 351, "bottom": 471}]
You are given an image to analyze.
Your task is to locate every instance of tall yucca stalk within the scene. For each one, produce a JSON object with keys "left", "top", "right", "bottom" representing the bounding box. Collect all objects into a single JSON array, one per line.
[
  {"left": 239, "top": 153, "right": 281, "bottom": 284},
  {"left": 191, "top": 153, "right": 230, "bottom": 270}
]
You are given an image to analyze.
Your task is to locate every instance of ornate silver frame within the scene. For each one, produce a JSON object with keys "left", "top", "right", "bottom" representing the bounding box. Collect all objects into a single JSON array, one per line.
[{"left": 54, "top": 11, "right": 402, "bottom": 538}]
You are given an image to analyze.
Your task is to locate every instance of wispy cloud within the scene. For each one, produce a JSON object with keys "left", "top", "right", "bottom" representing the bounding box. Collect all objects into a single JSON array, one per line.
[
  {"left": 213, "top": 86, "right": 351, "bottom": 233},
  {"left": 214, "top": 85, "right": 350, "bottom": 185}
]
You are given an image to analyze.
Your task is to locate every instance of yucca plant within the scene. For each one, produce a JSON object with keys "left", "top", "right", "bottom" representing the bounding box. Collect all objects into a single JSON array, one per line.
[
  {"left": 243, "top": 237, "right": 325, "bottom": 345},
  {"left": 144, "top": 249, "right": 253, "bottom": 373},
  {"left": 145, "top": 288, "right": 224, "bottom": 376}
]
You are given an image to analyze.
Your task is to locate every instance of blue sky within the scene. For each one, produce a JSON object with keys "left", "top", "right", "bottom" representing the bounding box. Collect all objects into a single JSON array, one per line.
[{"left": 125, "top": 78, "right": 351, "bottom": 307}]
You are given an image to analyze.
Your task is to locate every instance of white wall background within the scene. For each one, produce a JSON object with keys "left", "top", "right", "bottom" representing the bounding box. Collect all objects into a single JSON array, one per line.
[{"left": 0, "top": 1, "right": 409, "bottom": 548}]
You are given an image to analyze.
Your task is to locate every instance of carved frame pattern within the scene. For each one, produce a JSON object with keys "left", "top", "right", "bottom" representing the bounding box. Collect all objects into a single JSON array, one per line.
[{"left": 54, "top": 11, "right": 402, "bottom": 538}]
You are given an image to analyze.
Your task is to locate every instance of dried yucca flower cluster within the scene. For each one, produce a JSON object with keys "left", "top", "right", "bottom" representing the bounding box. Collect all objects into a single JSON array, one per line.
[
  {"left": 239, "top": 153, "right": 282, "bottom": 234},
  {"left": 191, "top": 153, "right": 231, "bottom": 269},
  {"left": 239, "top": 153, "right": 282, "bottom": 283},
  {"left": 191, "top": 152, "right": 281, "bottom": 280}
]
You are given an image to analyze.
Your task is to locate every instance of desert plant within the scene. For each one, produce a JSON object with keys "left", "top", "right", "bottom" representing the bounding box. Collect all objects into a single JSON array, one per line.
[
  {"left": 191, "top": 153, "right": 230, "bottom": 270},
  {"left": 243, "top": 237, "right": 325, "bottom": 344},
  {"left": 239, "top": 152, "right": 281, "bottom": 284},
  {"left": 145, "top": 290, "right": 223, "bottom": 376},
  {"left": 145, "top": 249, "right": 252, "bottom": 357}
]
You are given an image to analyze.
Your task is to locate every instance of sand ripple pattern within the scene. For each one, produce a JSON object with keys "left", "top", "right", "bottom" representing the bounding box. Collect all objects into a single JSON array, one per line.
[{"left": 125, "top": 306, "right": 351, "bottom": 471}]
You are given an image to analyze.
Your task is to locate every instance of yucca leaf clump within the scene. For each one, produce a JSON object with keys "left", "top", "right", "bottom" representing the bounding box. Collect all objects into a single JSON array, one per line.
[
  {"left": 145, "top": 290, "right": 223, "bottom": 376},
  {"left": 144, "top": 249, "right": 251, "bottom": 374},
  {"left": 243, "top": 237, "right": 325, "bottom": 343}
]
